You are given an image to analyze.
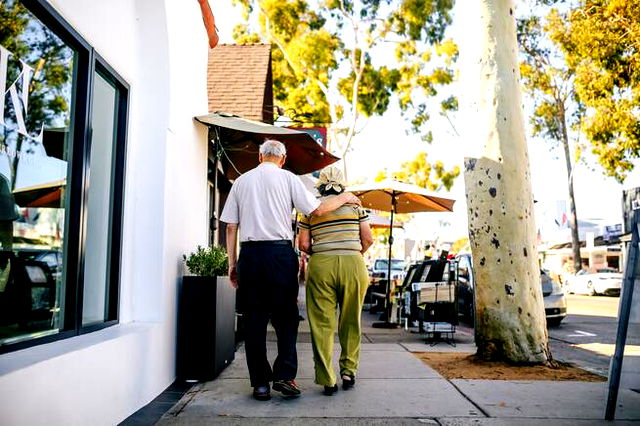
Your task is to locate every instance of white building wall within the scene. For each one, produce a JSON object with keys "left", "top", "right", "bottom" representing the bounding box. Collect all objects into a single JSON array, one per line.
[{"left": 0, "top": 0, "right": 210, "bottom": 424}]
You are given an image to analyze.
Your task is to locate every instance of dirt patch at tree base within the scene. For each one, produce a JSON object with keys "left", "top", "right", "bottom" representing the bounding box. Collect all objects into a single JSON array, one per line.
[{"left": 414, "top": 352, "right": 606, "bottom": 382}]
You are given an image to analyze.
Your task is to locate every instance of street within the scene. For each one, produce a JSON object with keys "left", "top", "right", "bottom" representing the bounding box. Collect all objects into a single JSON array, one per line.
[{"left": 548, "top": 294, "right": 640, "bottom": 378}]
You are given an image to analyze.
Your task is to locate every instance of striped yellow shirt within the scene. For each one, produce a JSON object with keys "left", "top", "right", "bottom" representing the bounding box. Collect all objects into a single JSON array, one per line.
[{"left": 299, "top": 201, "right": 369, "bottom": 254}]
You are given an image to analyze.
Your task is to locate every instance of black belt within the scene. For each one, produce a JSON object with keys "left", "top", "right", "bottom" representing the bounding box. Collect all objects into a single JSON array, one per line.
[{"left": 241, "top": 240, "right": 292, "bottom": 247}]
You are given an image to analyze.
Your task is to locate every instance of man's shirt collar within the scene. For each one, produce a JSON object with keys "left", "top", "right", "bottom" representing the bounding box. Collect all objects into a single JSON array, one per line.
[{"left": 259, "top": 161, "right": 280, "bottom": 169}]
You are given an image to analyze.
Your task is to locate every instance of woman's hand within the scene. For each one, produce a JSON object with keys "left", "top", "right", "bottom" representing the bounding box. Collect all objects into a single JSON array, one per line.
[
  {"left": 359, "top": 221, "right": 373, "bottom": 254},
  {"left": 298, "top": 229, "right": 312, "bottom": 254}
]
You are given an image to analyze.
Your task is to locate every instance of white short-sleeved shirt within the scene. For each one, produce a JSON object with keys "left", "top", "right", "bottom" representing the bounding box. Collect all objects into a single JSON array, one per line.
[{"left": 220, "top": 162, "right": 321, "bottom": 242}]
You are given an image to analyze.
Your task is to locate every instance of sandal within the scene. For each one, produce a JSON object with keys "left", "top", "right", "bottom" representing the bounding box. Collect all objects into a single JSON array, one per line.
[
  {"left": 341, "top": 374, "right": 355, "bottom": 390},
  {"left": 323, "top": 384, "right": 338, "bottom": 396}
]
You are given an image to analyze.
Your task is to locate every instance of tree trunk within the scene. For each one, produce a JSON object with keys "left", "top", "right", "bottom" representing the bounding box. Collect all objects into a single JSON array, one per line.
[
  {"left": 559, "top": 104, "right": 581, "bottom": 273},
  {"left": 463, "top": 0, "right": 550, "bottom": 364}
]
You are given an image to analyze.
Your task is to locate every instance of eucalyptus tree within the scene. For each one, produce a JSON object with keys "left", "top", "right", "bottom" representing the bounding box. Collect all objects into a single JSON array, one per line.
[
  {"left": 517, "top": 14, "right": 583, "bottom": 273},
  {"left": 463, "top": 0, "right": 551, "bottom": 364},
  {"left": 546, "top": 0, "right": 640, "bottom": 182},
  {"left": 233, "top": 0, "right": 458, "bottom": 176}
]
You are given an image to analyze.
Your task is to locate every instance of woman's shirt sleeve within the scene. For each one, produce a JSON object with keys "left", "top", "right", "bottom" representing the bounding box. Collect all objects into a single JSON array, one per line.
[
  {"left": 298, "top": 214, "right": 311, "bottom": 230},
  {"left": 358, "top": 207, "right": 369, "bottom": 223}
]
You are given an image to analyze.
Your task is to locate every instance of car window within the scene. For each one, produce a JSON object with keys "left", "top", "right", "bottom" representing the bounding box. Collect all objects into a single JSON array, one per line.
[
  {"left": 375, "top": 259, "right": 405, "bottom": 270},
  {"left": 391, "top": 260, "right": 405, "bottom": 270},
  {"left": 458, "top": 256, "right": 470, "bottom": 281},
  {"left": 597, "top": 268, "right": 616, "bottom": 273},
  {"left": 42, "top": 253, "right": 57, "bottom": 267}
]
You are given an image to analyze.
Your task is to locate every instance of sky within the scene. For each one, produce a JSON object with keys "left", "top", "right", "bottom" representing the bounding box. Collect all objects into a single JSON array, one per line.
[{"left": 210, "top": 0, "right": 637, "bottom": 243}]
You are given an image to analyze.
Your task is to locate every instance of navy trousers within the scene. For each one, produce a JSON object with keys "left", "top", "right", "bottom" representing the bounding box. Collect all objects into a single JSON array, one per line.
[{"left": 237, "top": 241, "right": 300, "bottom": 387}]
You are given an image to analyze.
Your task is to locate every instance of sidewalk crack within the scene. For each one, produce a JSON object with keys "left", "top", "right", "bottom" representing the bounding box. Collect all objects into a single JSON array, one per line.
[
  {"left": 447, "top": 380, "right": 490, "bottom": 418},
  {"left": 168, "top": 384, "right": 203, "bottom": 418}
]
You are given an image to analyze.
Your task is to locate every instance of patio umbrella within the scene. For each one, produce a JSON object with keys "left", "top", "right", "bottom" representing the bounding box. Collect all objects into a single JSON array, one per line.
[
  {"left": 348, "top": 180, "right": 455, "bottom": 327},
  {"left": 368, "top": 212, "right": 404, "bottom": 229},
  {"left": 195, "top": 113, "right": 339, "bottom": 179},
  {"left": 13, "top": 179, "right": 65, "bottom": 208}
]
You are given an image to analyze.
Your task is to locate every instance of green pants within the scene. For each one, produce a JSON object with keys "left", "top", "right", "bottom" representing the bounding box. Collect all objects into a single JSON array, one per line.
[{"left": 306, "top": 253, "right": 369, "bottom": 386}]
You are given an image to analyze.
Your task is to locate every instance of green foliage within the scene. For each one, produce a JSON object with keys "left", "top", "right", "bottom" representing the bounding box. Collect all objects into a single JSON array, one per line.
[
  {"left": 0, "top": 0, "right": 74, "bottom": 188},
  {"left": 518, "top": 14, "right": 577, "bottom": 147},
  {"left": 233, "top": 0, "right": 457, "bottom": 156},
  {"left": 337, "top": 62, "right": 400, "bottom": 117},
  {"left": 375, "top": 152, "right": 460, "bottom": 191},
  {"left": 183, "top": 246, "right": 229, "bottom": 277},
  {"left": 546, "top": 1, "right": 640, "bottom": 181}
]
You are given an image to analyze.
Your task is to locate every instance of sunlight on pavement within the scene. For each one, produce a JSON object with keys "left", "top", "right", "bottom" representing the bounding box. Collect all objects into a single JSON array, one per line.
[
  {"left": 574, "top": 343, "right": 640, "bottom": 357},
  {"left": 566, "top": 295, "right": 620, "bottom": 318}
]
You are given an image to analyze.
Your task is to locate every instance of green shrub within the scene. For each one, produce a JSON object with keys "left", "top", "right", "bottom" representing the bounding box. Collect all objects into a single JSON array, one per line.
[{"left": 183, "top": 245, "right": 228, "bottom": 277}]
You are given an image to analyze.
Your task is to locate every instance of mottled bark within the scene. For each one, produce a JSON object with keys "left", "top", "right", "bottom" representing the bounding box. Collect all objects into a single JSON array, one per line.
[{"left": 463, "top": 0, "right": 550, "bottom": 364}]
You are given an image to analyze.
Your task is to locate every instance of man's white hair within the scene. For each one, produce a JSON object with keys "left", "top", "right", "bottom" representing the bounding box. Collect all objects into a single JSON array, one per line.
[{"left": 260, "top": 139, "right": 287, "bottom": 158}]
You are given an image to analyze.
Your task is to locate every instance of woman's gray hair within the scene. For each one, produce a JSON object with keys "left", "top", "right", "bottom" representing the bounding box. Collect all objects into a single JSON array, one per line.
[{"left": 260, "top": 139, "right": 287, "bottom": 158}]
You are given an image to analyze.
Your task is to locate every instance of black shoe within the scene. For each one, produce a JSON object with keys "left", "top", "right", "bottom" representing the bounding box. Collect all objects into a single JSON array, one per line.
[
  {"left": 323, "top": 384, "right": 338, "bottom": 396},
  {"left": 253, "top": 385, "right": 271, "bottom": 401},
  {"left": 272, "top": 379, "right": 301, "bottom": 396},
  {"left": 342, "top": 374, "right": 355, "bottom": 390}
]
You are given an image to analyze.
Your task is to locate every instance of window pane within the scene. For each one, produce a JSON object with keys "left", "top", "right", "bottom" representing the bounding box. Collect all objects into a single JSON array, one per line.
[
  {"left": 0, "top": 1, "right": 75, "bottom": 346},
  {"left": 81, "top": 72, "right": 116, "bottom": 326}
]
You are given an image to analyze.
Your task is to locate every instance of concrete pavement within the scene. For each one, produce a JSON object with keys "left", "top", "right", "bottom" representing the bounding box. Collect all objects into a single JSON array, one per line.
[
  {"left": 157, "top": 307, "right": 640, "bottom": 425},
  {"left": 547, "top": 294, "right": 640, "bottom": 387}
]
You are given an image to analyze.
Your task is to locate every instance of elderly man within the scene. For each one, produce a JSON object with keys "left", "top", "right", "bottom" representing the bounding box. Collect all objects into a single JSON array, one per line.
[{"left": 220, "top": 139, "right": 360, "bottom": 401}]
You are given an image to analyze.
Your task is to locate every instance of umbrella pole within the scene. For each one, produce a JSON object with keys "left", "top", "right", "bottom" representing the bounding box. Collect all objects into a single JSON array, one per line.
[
  {"left": 373, "top": 194, "right": 400, "bottom": 329},
  {"left": 211, "top": 127, "right": 220, "bottom": 245},
  {"left": 386, "top": 204, "right": 394, "bottom": 319}
]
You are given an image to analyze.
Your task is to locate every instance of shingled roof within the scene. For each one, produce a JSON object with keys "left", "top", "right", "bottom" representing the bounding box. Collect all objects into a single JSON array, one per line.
[{"left": 207, "top": 44, "right": 274, "bottom": 123}]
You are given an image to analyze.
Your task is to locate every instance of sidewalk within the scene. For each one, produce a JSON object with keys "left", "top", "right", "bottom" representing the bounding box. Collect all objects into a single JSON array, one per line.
[{"left": 158, "top": 297, "right": 640, "bottom": 425}]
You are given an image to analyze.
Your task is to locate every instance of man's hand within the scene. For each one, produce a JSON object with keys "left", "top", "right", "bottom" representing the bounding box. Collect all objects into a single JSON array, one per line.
[
  {"left": 226, "top": 224, "right": 239, "bottom": 288},
  {"left": 312, "top": 191, "right": 363, "bottom": 217},
  {"left": 343, "top": 192, "right": 362, "bottom": 206},
  {"left": 229, "top": 265, "right": 238, "bottom": 288}
]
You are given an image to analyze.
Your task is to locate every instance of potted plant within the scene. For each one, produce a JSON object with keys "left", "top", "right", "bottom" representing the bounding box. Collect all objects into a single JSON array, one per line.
[{"left": 177, "top": 245, "right": 236, "bottom": 381}]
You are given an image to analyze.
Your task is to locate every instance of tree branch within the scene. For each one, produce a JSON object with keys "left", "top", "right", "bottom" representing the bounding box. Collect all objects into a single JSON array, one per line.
[{"left": 261, "top": 6, "right": 341, "bottom": 152}]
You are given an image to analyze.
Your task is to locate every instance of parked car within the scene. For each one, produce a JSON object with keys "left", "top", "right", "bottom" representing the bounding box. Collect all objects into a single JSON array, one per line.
[
  {"left": 456, "top": 254, "right": 567, "bottom": 327},
  {"left": 15, "top": 249, "right": 63, "bottom": 283},
  {"left": 0, "top": 249, "right": 60, "bottom": 330},
  {"left": 566, "top": 268, "right": 622, "bottom": 296},
  {"left": 369, "top": 258, "right": 406, "bottom": 284},
  {"left": 366, "top": 258, "right": 406, "bottom": 311}
]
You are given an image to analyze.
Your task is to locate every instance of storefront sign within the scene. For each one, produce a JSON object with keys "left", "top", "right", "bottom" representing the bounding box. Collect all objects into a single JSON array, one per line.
[
  {"left": 604, "top": 224, "right": 623, "bottom": 241},
  {"left": 289, "top": 126, "right": 327, "bottom": 148}
]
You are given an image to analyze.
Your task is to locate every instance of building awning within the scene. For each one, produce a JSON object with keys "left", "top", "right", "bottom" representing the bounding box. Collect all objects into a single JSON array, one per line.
[
  {"left": 196, "top": 113, "right": 308, "bottom": 136},
  {"left": 195, "top": 112, "right": 339, "bottom": 179}
]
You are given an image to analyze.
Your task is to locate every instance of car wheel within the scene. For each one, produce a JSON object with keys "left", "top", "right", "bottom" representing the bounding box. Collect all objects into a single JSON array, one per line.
[
  {"left": 588, "top": 281, "right": 598, "bottom": 296},
  {"left": 547, "top": 317, "right": 563, "bottom": 327}
]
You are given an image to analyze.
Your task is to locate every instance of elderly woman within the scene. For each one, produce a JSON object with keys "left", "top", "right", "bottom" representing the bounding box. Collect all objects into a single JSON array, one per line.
[{"left": 298, "top": 167, "right": 373, "bottom": 395}]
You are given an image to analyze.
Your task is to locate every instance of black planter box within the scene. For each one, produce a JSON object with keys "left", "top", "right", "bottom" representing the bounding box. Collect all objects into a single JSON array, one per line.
[{"left": 177, "top": 276, "right": 236, "bottom": 381}]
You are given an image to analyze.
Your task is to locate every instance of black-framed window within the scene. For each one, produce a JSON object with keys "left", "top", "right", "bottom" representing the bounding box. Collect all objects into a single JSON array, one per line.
[{"left": 0, "top": 0, "right": 128, "bottom": 353}]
